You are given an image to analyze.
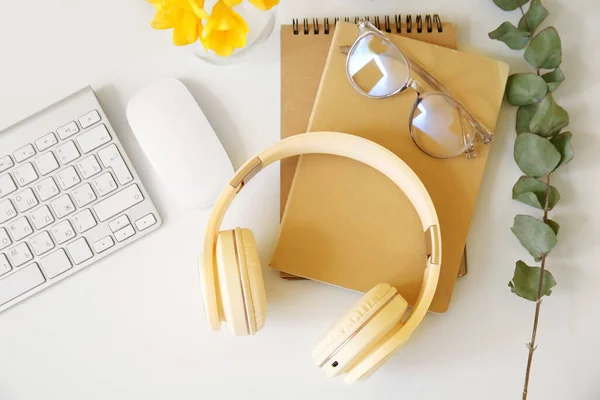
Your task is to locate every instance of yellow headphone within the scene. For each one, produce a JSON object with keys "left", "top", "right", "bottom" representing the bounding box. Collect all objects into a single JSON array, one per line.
[{"left": 199, "top": 132, "right": 442, "bottom": 383}]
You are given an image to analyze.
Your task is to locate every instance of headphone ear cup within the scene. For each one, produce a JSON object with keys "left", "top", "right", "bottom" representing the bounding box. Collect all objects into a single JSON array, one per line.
[
  {"left": 344, "top": 321, "right": 412, "bottom": 383},
  {"left": 312, "top": 283, "right": 408, "bottom": 378},
  {"left": 215, "top": 229, "right": 251, "bottom": 336},
  {"left": 236, "top": 228, "right": 267, "bottom": 334}
]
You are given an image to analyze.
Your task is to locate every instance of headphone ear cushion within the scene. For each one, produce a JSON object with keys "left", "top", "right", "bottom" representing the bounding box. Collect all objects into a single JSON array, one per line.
[
  {"left": 216, "top": 230, "right": 249, "bottom": 336},
  {"left": 237, "top": 228, "right": 267, "bottom": 333},
  {"left": 312, "top": 283, "right": 408, "bottom": 376}
]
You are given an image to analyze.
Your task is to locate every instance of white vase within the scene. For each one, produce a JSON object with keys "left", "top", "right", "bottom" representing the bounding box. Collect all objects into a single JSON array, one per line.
[{"left": 194, "top": 1, "right": 276, "bottom": 65}]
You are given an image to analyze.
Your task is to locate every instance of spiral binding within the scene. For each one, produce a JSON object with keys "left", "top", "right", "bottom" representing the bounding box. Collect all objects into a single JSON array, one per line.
[{"left": 292, "top": 14, "right": 443, "bottom": 35}]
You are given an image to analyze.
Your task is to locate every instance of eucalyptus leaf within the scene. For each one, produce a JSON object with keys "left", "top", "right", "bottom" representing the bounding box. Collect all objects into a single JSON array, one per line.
[
  {"left": 542, "top": 68, "right": 565, "bottom": 92},
  {"left": 518, "top": 0, "right": 549, "bottom": 33},
  {"left": 493, "top": 0, "right": 530, "bottom": 11},
  {"left": 516, "top": 105, "right": 537, "bottom": 134},
  {"left": 524, "top": 27, "right": 562, "bottom": 69},
  {"left": 550, "top": 132, "right": 574, "bottom": 169},
  {"left": 530, "top": 93, "right": 569, "bottom": 136},
  {"left": 508, "top": 261, "right": 557, "bottom": 301},
  {"left": 511, "top": 215, "right": 557, "bottom": 261},
  {"left": 489, "top": 22, "right": 531, "bottom": 50},
  {"left": 506, "top": 74, "right": 548, "bottom": 106},
  {"left": 512, "top": 176, "right": 560, "bottom": 210},
  {"left": 546, "top": 220, "right": 560, "bottom": 236},
  {"left": 514, "top": 133, "right": 561, "bottom": 177}
]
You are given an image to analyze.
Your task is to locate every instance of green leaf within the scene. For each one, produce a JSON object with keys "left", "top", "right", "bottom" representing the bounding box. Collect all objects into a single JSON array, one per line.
[
  {"left": 489, "top": 22, "right": 531, "bottom": 50},
  {"left": 506, "top": 74, "right": 548, "bottom": 106},
  {"left": 542, "top": 68, "right": 565, "bottom": 92},
  {"left": 512, "top": 176, "right": 560, "bottom": 210},
  {"left": 493, "top": 0, "right": 530, "bottom": 11},
  {"left": 550, "top": 132, "right": 574, "bottom": 169},
  {"left": 516, "top": 105, "right": 537, "bottom": 134},
  {"left": 511, "top": 215, "right": 558, "bottom": 261},
  {"left": 524, "top": 27, "right": 562, "bottom": 69},
  {"left": 518, "top": 0, "right": 549, "bottom": 33},
  {"left": 546, "top": 219, "right": 560, "bottom": 236},
  {"left": 514, "top": 133, "right": 561, "bottom": 177},
  {"left": 508, "top": 261, "right": 557, "bottom": 301},
  {"left": 530, "top": 93, "right": 569, "bottom": 137}
]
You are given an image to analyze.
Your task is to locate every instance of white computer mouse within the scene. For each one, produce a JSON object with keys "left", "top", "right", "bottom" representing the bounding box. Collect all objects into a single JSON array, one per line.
[{"left": 126, "top": 78, "right": 233, "bottom": 209}]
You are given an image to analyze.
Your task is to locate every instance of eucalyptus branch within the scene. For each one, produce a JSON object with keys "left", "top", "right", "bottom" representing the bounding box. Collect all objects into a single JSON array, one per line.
[{"left": 488, "top": 0, "right": 573, "bottom": 398}]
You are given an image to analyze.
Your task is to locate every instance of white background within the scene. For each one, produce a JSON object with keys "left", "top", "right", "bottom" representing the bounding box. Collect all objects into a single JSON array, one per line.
[{"left": 0, "top": 0, "right": 598, "bottom": 399}]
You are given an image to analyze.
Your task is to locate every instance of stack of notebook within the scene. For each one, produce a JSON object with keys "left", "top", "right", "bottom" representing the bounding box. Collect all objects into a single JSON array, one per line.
[{"left": 274, "top": 16, "right": 508, "bottom": 313}]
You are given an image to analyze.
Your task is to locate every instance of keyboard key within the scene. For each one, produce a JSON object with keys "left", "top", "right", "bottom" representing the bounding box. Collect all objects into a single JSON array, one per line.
[
  {"left": 98, "top": 144, "right": 133, "bottom": 185},
  {"left": 0, "top": 254, "right": 10, "bottom": 277},
  {"left": 50, "top": 220, "right": 76, "bottom": 245},
  {"left": 93, "top": 172, "right": 117, "bottom": 196},
  {"left": 77, "top": 124, "right": 111, "bottom": 153},
  {"left": 93, "top": 184, "right": 144, "bottom": 222},
  {"left": 79, "top": 110, "right": 101, "bottom": 129},
  {"left": 34, "top": 152, "right": 60, "bottom": 176},
  {"left": 0, "top": 174, "right": 17, "bottom": 198},
  {"left": 73, "top": 209, "right": 96, "bottom": 233},
  {"left": 114, "top": 225, "right": 135, "bottom": 242},
  {"left": 13, "top": 163, "right": 38, "bottom": 186},
  {"left": 7, "top": 243, "right": 34, "bottom": 267},
  {"left": 50, "top": 194, "right": 76, "bottom": 219},
  {"left": 13, "top": 188, "right": 39, "bottom": 213},
  {"left": 93, "top": 236, "right": 114, "bottom": 254},
  {"left": 34, "top": 177, "right": 60, "bottom": 201},
  {"left": 57, "top": 121, "right": 79, "bottom": 140},
  {"left": 35, "top": 133, "right": 58, "bottom": 151},
  {"left": 30, "top": 205, "right": 55, "bottom": 230},
  {"left": 0, "top": 156, "right": 13, "bottom": 173},
  {"left": 76, "top": 155, "right": 102, "bottom": 179},
  {"left": 66, "top": 238, "right": 93, "bottom": 264},
  {"left": 71, "top": 183, "right": 96, "bottom": 207},
  {"left": 13, "top": 144, "right": 36, "bottom": 163},
  {"left": 0, "top": 263, "right": 45, "bottom": 306},
  {"left": 0, "top": 228, "right": 11, "bottom": 251},
  {"left": 55, "top": 141, "right": 81, "bottom": 164},
  {"left": 30, "top": 231, "right": 55, "bottom": 256},
  {"left": 109, "top": 215, "right": 130, "bottom": 232},
  {"left": 135, "top": 214, "right": 157, "bottom": 231},
  {"left": 7, "top": 217, "right": 33, "bottom": 241},
  {"left": 0, "top": 200, "right": 17, "bottom": 224},
  {"left": 56, "top": 166, "right": 81, "bottom": 190},
  {"left": 40, "top": 249, "right": 72, "bottom": 278}
]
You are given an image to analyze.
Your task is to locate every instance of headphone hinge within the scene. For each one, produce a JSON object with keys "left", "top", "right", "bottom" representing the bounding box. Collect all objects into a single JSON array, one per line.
[{"left": 230, "top": 157, "right": 263, "bottom": 193}]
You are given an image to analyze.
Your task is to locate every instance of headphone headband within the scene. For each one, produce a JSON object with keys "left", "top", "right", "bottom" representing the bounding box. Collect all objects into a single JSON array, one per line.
[{"left": 200, "top": 132, "right": 441, "bottom": 362}]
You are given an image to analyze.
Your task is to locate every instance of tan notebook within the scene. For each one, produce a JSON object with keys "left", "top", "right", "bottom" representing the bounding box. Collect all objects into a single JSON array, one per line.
[
  {"left": 272, "top": 22, "right": 508, "bottom": 312},
  {"left": 279, "top": 15, "right": 467, "bottom": 280}
]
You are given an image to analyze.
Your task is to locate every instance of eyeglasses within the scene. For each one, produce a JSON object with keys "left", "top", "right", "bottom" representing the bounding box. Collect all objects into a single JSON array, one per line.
[{"left": 344, "top": 20, "right": 493, "bottom": 159}]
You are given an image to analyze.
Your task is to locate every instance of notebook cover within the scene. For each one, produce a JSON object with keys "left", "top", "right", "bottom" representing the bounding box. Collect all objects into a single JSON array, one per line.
[
  {"left": 280, "top": 17, "right": 464, "bottom": 279},
  {"left": 273, "top": 22, "right": 508, "bottom": 312}
]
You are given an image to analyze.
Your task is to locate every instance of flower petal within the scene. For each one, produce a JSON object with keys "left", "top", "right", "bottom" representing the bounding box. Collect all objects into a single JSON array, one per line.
[
  {"left": 172, "top": 11, "right": 199, "bottom": 45},
  {"left": 249, "top": 0, "right": 279, "bottom": 11},
  {"left": 188, "top": 0, "right": 209, "bottom": 19},
  {"left": 151, "top": 10, "right": 176, "bottom": 29}
]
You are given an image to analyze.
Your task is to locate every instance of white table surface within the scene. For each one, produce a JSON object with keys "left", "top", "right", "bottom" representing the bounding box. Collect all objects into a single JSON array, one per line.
[{"left": 0, "top": 1, "right": 598, "bottom": 399}]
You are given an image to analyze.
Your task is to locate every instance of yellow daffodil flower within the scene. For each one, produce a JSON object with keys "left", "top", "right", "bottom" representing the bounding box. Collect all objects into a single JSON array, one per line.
[
  {"left": 149, "top": 0, "right": 208, "bottom": 46},
  {"left": 200, "top": 1, "right": 249, "bottom": 56}
]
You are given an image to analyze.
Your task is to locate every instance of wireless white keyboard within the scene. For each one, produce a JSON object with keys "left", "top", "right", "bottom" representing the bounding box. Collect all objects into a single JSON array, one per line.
[{"left": 0, "top": 87, "right": 162, "bottom": 312}]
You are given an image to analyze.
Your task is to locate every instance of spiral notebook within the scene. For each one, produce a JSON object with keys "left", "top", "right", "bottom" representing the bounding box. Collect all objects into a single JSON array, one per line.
[
  {"left": 273, "top": 21, "right": 509, "bottom": 312},
  {"left": 279, "top": 15, "right": 467, "bottom": 280}
]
